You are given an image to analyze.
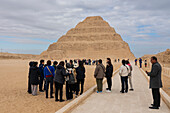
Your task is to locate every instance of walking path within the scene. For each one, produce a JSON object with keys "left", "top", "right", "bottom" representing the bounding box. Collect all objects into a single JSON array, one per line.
[{"left": 71, "top": 63, "right": 170, "bottom": 113}]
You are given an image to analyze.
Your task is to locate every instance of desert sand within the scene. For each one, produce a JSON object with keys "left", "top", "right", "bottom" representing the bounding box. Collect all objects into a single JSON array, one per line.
[
  {"left": 0, "top": 59, "right": 121, "bottom": 113},
  {"left": 141, "top": 49, "right": 170, "bottom": 67}
]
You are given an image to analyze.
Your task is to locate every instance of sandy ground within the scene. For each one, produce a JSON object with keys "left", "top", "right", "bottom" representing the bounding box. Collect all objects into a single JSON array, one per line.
[{"left": 0, "top": 59, "right": 121, "bottom": 113}]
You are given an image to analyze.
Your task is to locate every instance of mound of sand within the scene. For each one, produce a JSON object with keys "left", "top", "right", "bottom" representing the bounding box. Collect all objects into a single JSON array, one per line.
[
  {"left": 40, "top": 16, "right": 135, "bottom": 60},
  {"left": 142, "top": 49, "right": 170, "bottom": 67},
  {"left": 0, "top": 52, "right": 38, "bottom": 60}
]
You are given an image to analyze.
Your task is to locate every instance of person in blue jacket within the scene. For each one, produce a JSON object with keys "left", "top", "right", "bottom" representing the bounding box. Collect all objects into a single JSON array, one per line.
[
  {"left": 139, "top": 58, "right": 142, "bottom": 68},
  {"left": 44, "top": 60, "right": 55, "bottom": 98},
  {"left": 39, "top": 60, "right": 44, "bottom": 92},
  {"left": 135, "top": 59, "right": 137, "bottom": 65}
]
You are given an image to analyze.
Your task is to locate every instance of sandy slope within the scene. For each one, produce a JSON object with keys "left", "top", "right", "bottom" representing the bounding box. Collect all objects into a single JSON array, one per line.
[{"left": 0, "top": 59, "right": 121, "bottom": 113}]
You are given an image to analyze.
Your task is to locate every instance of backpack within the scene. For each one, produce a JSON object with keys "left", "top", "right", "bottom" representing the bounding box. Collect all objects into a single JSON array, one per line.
[
  {"left": 125, "top": 65, "right": 131, "bottom": 76},
  {"left": 68, "top": 73, "right": 76, "bottom": 84}
]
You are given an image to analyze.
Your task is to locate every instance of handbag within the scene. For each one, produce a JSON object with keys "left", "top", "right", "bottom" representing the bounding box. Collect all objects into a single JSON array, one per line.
[{"left": 68, "top": 73, "right": 76, "bottom": 84}]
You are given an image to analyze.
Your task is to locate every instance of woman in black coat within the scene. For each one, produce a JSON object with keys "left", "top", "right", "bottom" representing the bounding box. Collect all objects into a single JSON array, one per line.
[
  {"left": 76, "top": 61, "right": 85, "bottom": 97},
  {"left": 29, "top": 62, "right": 40, "bottom": 96},
  {"left": 106, "top": 58, "right": 113, "bottom": 92}
]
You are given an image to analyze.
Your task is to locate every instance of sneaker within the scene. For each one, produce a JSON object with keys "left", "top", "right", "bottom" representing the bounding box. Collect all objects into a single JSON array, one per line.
[
  {"left": 106, "top": 88, "right": 109, "bottom": 90},
  {"left": 97, "top": 91, "right": 102, "bottom": 93},
  {"left": 50, "top": 96, "right": 54, "bottom": 98},
  {"left": 106, "top": 90, "right": 111, "bottom": 93},
  {"left": 129, "top": 89, "right": 134, "bottom": 91}
]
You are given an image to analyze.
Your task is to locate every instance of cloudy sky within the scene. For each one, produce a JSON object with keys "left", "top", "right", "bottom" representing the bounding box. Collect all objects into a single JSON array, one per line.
[{"left": 0, "top": 0, "right": 170, "bottom": 57}]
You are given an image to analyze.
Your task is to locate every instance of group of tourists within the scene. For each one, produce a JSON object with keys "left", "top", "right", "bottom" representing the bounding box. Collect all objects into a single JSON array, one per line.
[
  {"left": 28, "top": 59, "right": 85, "bottom": 102},
  {"left": 27, "top": 58, "right": 134, "bottom": 101},
  {"left": 94, "top": 58, "right": 134, "bottom": 93},
  {"left": 27, "top": 56, "right": 162, "bottom": 110},
  {"left": 135, "top": 58, "right": 148, "bottom": 68}
]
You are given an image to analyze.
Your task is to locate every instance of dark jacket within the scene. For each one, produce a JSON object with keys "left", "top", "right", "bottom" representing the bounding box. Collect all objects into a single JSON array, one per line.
[
  {"left": 76, "top": 67, "right": 85, "bottom": 80},
  {"left": 106, "top": 64, "right": 113, "bottom": 78},
  {"left": 147, "top": 62, "right": 162, "bottom": 88},
  {"left": 94, "top": 63, "right": 106, "bottom": 79},
  {"left": 39, "top": 64, "right": 44, "bottom": 77},
  {"left": 53, "top": 65, "right": 68, "bottom": 84},
  {"left": 29, "top": 66, "right": 41, "bottom": 85},
  {"left": 53, "top": 65, "right": 57, "bottom": 70}
]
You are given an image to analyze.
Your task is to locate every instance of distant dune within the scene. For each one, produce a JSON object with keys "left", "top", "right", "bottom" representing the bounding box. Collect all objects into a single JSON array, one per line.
[
  {"left": 142, "top": 49, "right": 170, "bottom": 67},
  {"left": 0, "top": 52, "right": 38, "bottom": 60}
]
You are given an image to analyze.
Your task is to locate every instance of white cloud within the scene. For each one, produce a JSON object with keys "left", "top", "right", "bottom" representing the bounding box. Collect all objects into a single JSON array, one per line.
[{"left": 0, "top": 0, "right": 169, "bottom": 57}]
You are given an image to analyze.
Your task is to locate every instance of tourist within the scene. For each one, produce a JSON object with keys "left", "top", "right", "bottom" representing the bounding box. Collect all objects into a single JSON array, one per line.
[
  {"left": 44, "top": 60, "right": 55, "bottom": 98},
  {"left": 76, "top": 61, "right": 85, "bottom": 97},
  {"left": 53, "top": 61, "right": 68, "bottom": 102},
  {"left": 88, "top": 59, "right": 91, "bottom": 65},
  {"left": 66, "top": 60, "right": 74, "bottom": 69},
  {"left": 125, "top": 60, "right": 134, "bottom": 91},
  {"left": 39, "top": 60, "right": 44, "bottom": 92},
  {"left": 95, "top": 60, "right": 98, "bottom": 65},
  {"left": 146, "top": 56, "right": 162, "bottom": 109},
  {"left": 145, "top": 60, "right": 147, "bottom": 68},
  {"left": 105, "top": 58, "right": 113, "bottom": 92},
  {"left": 30, "top": 62, "right": 40, "bottom": 96},
  {"left": 119, "top": 60, "right": 130, "bottom": 93},
  {"left": 43, "top": 64, "right": 47, "bottom": 91},
  {"left": 66, "top": 60, "right": 75, "bottom": 100},
  {"left": 65, "top": 60, "right": 67, "bottom": 64},
  {"left": 66, "top": 69, "right": 76, "bottom": 100},
  {"left": 135, "top": 59, "right": 137, "bottom": 65},
  {"left": 27, "top": 61, "right": 34, "bottom": 94},
  {"left": 94, "top": 59, "right": 105, "bottom": 93},
  {"left": 139, "top": 58, "right": 142, "bottom": 68},
  {"left": 53, "top": 61, "right": 58, "bottom": 70}
]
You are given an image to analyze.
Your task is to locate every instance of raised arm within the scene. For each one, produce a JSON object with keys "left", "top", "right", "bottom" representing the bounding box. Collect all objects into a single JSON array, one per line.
[{"left": 148, "top": 65, "right": 159, "bottom": 77}]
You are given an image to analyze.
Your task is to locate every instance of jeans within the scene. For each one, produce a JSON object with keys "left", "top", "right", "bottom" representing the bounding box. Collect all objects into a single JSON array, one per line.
[
  {"left": 55, "top": 82, "right": 63, "bottom": 100},
  {"left": 106, "top": 77, "right": 112, "bottom": 90},
  {"left": 31, "top": 85, "right": 37, "bottom": 96},
  {"left": 46, "top": 77, "right": 53, "bottom": 98},
  {"left": 121, "top": 76, "right": 128, "bottom": 93},
  {"left": 140, "top": 63, "right": 142, "bottom": 68},
  {"left": 76, "top": 79, "right": 85, "bottom": 95},
  {"left": 152, "top": 88, "right": 160, "bottom": 107},
  {"left": 96, "top": 78, "right": 103, "bottom": 92}
]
